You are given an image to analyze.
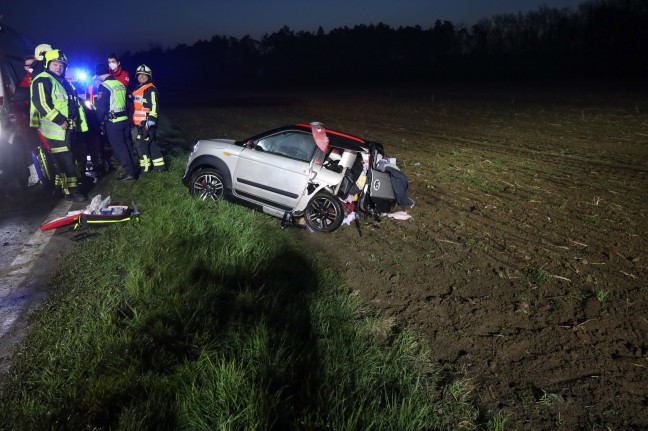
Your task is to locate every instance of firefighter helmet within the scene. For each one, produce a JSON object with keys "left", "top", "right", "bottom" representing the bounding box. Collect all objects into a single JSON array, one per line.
[
  {"left": 34, "top": 43, "right": 53, "bottom": 61},
  {"left": 136, "top": 64, "right": 152, "bottom": 78},
  {"left": 44, "top": 49, "right": 68, "bottom": 67}
]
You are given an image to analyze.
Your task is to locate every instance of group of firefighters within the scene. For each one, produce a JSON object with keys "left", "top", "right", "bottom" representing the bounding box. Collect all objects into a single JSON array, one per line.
[{"left": 24, "top": 44, "right": 166, "bottom": 202}]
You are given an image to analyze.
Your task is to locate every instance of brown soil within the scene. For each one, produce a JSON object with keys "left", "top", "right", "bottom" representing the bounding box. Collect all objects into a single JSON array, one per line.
[{"left": 168, "top": 83, "right": 648, "bottom": 430}]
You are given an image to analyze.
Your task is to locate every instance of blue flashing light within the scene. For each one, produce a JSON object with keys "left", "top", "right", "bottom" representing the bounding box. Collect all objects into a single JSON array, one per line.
[{"left": 77, "top": 70, "right": 89, "bottom": 81}]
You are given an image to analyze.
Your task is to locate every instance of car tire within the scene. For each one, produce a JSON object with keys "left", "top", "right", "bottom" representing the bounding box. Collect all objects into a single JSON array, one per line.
[
  {"left": 304, "top": 191, "right": 344, "bottom": 233},
  {"left": 189, "top": 168, "right": 225, "bottom": 202}
]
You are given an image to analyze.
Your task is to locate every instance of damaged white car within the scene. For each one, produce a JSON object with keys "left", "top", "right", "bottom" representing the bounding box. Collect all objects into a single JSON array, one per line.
[{"left": 182, "top": 123, "right": 413, "bottom": 233}]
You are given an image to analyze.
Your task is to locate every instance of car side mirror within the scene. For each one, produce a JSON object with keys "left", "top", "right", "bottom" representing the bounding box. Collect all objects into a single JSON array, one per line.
[{"left": 246, "top": 140, "right": 254, "bottom": 149}]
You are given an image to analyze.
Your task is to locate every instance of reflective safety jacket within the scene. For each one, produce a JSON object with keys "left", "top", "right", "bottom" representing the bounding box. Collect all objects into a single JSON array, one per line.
[
  {"left": 131, "top": 83, "right": 158, "bottom": 125},
  {"left": 95, "top": 77, "right": 128, "bottom": 123},
  {"left": 30, "top": 71, "right": 88, "bottom": 140}
]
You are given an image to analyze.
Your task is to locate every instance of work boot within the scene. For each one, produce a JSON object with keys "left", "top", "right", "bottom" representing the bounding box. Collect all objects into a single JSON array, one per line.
[{"left": 154, "top": 166, "right": 167, "bottom": 172}]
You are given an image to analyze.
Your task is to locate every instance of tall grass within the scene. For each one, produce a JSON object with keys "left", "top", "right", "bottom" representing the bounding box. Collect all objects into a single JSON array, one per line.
[{"left": 0, "top": 129, "right": 479, "bottom": 430}]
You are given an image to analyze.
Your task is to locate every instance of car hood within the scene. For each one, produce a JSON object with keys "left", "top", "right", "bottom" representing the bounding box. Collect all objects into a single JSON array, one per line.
[{"left": 197, "top": 138, "right": 238, "bottom": 148}]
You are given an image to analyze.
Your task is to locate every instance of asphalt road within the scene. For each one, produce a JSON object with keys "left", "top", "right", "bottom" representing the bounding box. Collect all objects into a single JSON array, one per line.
[{"left": 0, "top": 186, "right": 75, "bottom": 376}]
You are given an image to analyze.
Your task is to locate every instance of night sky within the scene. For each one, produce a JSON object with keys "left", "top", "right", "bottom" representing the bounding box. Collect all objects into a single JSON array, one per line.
[{"left": 3, "top": 0, "right": 584, "bottom": 64}]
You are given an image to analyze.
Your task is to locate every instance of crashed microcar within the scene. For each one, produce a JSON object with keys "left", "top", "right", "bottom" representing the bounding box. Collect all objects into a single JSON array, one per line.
[{"left": 183, "top": 122, "right": 412, "bottom": 233}]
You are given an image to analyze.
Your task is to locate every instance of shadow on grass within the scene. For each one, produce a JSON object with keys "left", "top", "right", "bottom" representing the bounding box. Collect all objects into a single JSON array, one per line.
[{"left": 48, "top": 247, "right": 322, "bottom": 430}]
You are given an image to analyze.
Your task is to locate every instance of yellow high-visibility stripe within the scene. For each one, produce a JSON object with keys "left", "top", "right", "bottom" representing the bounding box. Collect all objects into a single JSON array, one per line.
[
  {"left": 150, "top": 91, "right": 157, "bottom": 118},
  {"left": 50, "top": 146, "right": 69, "bottom": 153},
  {"left": 37, "top": 83, "right": 56, "bottom": 119}
]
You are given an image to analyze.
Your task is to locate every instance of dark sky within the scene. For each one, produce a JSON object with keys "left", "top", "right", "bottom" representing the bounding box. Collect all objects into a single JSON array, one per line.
[{"left": 3, "top": 0, "right": 584, "bottom": 64}]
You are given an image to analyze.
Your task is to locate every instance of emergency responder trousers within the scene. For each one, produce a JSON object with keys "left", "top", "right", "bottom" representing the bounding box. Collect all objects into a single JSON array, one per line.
[
  {"left": 134, "top": 126, "right": 165, "bottom": 172},
  {"left": 45, "top": 134, "right": 81, "bottom": 197},
  {"left": 106, "top": 120, "right": 137, "bottom": 178}
]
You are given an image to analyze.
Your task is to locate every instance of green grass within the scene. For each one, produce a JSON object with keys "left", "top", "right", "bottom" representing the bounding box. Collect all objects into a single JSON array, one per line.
[
  {"left": 537, "top": 390, "right": 562, "bottom": 406},
  {"left": 593, "top": 288, "right": 609, "bottom": 302},
  {"left": 580, "top": 213, "right": 600, "bottom": 224},
  {"left": 516, "top": 160, "right": 538, "bottom": 170},
  {"left": 527, "top": 267, "right": 550, "bottom": 284},
  {"left": 463, "top": 173, "right": 503, "bottom": 194},
  {"left": 0, "top": 128, "right": 482, "bottom": 429}
]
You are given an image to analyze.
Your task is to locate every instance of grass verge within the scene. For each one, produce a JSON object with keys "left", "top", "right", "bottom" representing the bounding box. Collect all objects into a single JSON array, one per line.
[{"left": 0, "top": 125, "right": 481, "bottom": 430}]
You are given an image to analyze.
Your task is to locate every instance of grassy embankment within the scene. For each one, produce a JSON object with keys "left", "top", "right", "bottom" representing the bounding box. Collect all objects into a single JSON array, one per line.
[{"left": 0, "top": 121, "right": 491, "bottom": 430}]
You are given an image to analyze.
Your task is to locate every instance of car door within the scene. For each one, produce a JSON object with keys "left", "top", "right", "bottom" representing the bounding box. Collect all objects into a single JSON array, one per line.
[{"left": 233, "top": 130, "right": 316, "bottom": 210}]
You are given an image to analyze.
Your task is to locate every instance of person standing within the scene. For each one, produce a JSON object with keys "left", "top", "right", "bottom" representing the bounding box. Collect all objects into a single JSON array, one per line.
[
  {"left": 81, "top": 67, "right": 111, "bottom": 178},
  {"left": 29, "top": 49, "right": 88, "bottom": 201},
  {"left": 131, "top": 64, "right": 166, "bottom": 172},
  {"left": 94, "top": 64, "right": 137, "bottom": 181},
  {"left": 19, "top": 56, "right": 35, "bottom": 88},
  {"left": 108, "top": 54, "right": 130, "bottom": 90}
]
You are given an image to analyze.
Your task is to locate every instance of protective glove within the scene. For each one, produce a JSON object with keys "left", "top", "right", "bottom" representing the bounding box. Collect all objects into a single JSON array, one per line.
[{"left": 146, "top": 120, "right": 156, "bottom": 127}]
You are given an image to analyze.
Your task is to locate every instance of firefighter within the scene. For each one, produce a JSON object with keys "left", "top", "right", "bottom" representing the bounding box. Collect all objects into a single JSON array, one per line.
[
  {"left": 94, "top": 64, "right": 137, "bottom": 181},
  {"left": 108, "top": 54, "right": 130, "bottom": 90},
  {"left": 131, "top": 64, "right": 166, "bottom": 173},
  {"left": 29, "top": 49, "right": 88, "bottom": 202}
]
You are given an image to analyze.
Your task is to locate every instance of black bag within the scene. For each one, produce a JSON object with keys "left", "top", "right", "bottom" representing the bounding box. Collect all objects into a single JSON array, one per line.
[{"left": 367, "top": 168, "right": 396, "bottom": 213}]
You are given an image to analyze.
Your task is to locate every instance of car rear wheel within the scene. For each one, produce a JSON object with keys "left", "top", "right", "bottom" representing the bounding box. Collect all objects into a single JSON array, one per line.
[
  {"left": 304, "top": 192, "right": 344, "bottom": 233},
  {"left": 190, "top": 168, "right": 225, "bottom": 202}
]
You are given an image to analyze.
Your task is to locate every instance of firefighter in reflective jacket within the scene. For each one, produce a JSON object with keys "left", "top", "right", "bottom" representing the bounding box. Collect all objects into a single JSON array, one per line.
[
  {"left": 94, "top": 64, "right": 137, "bottom": 181},
  {"left": 131, "top": 64, "right": 166, "bottom": 172},
  {"left": 30, "top": 49, "right": 88, "bottom": 202}
]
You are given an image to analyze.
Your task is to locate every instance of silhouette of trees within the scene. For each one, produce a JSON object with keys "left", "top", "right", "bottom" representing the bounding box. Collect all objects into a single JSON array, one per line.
[{"left": 120, "top": 0, "right": 648, "bottom": 89}]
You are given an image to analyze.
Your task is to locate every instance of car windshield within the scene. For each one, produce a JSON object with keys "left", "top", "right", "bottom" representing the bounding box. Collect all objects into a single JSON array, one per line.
[{"left": 254, "top": 131, "right": 316, "bottom": 162}]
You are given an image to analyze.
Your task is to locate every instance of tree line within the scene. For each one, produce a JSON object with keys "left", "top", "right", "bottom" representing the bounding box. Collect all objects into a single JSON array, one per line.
[{"left": 121, "top": 0, "right": 648, "bottom": 89}]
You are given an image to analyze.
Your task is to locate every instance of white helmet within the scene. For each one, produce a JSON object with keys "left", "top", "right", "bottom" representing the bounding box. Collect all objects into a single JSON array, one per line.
[
  {"left": 34, "top": 43, "right": 53, "bottom": 61},
  {"left": 136, "top": 64, "right": 152, "bottom": 78}
]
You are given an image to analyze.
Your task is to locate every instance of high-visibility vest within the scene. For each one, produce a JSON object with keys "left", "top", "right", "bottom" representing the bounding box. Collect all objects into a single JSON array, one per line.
[
  {"left": 101, "top": 79, "right": 128, "bottom": 123},
  {"left": 131, "top": 83, "right": 155, "bottom": 125},
  {"left": 29, "top": 72, "right": 88, "bottom": 140}
]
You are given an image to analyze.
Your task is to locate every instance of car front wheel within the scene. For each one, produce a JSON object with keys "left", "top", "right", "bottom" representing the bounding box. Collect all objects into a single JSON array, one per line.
[
  {"left": 304, "top": 192, "right": 344, "bottom": 233},
  {"left": 190, "top": 168, "right": 225, "bottom": 202}
]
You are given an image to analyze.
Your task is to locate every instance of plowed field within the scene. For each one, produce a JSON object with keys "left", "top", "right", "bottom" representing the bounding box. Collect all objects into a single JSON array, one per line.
[{"left": 167, "top": 83, "right": 648, "bottom": 430}]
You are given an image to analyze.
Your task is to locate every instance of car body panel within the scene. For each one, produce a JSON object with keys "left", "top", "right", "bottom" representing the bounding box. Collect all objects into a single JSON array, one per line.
[{"left": 233, "top": 148, "right": 310, "bottom": 208}]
